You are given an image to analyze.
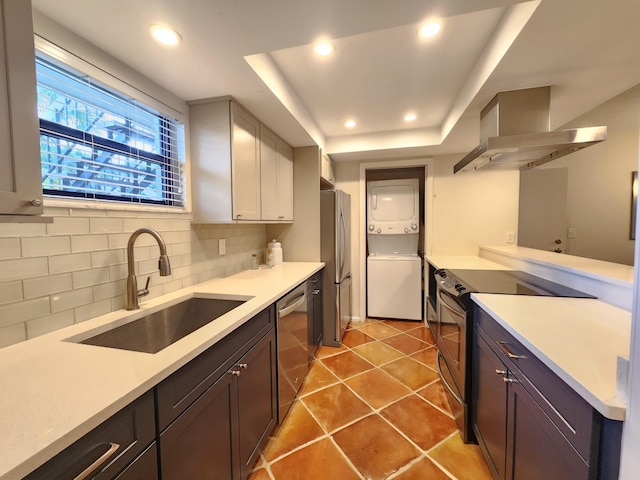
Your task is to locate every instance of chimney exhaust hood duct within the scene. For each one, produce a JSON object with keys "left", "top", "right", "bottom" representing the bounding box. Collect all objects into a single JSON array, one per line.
[{"left": 453, "top": 86, "right": 607, "bottom": 174}]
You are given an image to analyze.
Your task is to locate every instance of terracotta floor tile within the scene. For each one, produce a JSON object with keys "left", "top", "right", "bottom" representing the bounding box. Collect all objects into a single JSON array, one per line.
[
  {"left": 341, "top": 328, "right": 375, "bottom": 348},
  {"left": 381, "top": 395, "right": 457, "bottom": 450},
  {"left": 381, "top": 356, "right": 439, "bottom": 390},
  {"left": 410, "top": 346, "right": 438, "bottom": 369},
  {"left": 392, "top": 457, "right": 451, "bottom": 480},
  {"left": 316, "top": 343, "right": 349, "bottom": 359},
  {"left": 262, "top": 402, "right": 325, "bottom": 461},
  {"left": 270, "top": 438, "right": 360, "bottom": 480},
  {"left": 302, "top": 383, "right": 372, "bottom": 432},
  {"left": 247, "top": 467, "right": 271, "bottom": 480},
  {"left": 320, "top": 350, "right": 375, "bottom": 379},
  {"left": 299, "top": 360, "right": 340, "bottom": 396},
  {"left": 416, "top": 380, "right": 453, "bottom": 416},
  {"left": 356, "top": 321, "right": 403, "bottom": 340},
  {"left": 383, "top": 319, "right": 424, "bottom": 332},
  {"left": 406, "top": 327, "right": 436, "bottom": 345},
  {"left": 333, "top": 414, "right": 421, "bottom": 479},
  {"left": 352, "top": 341, "right": 404, "bottom": 366},
  {"left": 428, "top": 433, "right": 493, "bottom": 480},
  {"left": 344, "top": 368, "right": 412, "bottom": 409},
  {"left": 382, "top": 333, "right": 429, "bottom": 355}
]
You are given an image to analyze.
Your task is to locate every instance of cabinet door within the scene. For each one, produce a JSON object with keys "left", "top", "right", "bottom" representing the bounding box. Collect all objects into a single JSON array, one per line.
[
  {"left": 259, "top": 127, "right": 278, "bottom": 220},
  {"left": 0, "top": 0, "right": 43, "bottom": 215},
  {"left": 160, "top": 373, "right": 239, "bottom": 480},
  {"left": 231, "top": 102, "right": 261, "bottom": 220},
  {"left": 237, "top": 329, "right": 277, "bottom": 480},
  {"left": 472, "top": 331, "right": 508, "bottom": 480},
  {"left": 276, "top": 140, "right": 293, "bottom": 221},
  {"left": 114, "top": 443, "right": 158, "bottom": 480},
  {"left": 506, "top": 375, "right": 590, "bottom": 480}
]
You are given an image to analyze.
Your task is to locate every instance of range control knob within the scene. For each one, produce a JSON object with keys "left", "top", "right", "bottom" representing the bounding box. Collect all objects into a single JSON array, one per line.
[
  {"left": 436, "top": 270, "right": 447, "bottom": 278},
  {"left": 404, "top": 227, "right": 409, "bottom": 233},
  {"left": 376, "top": 228, "right": 381, "bottom": 234},
  {"left": 368, "top": 224, "right": 375, "bottom": 231},
  {"left": 455, "top": 284, "right": 466, "bottom": 293},
  {"left": 411, "top": 224, "right": 418, "bottom": 230}
]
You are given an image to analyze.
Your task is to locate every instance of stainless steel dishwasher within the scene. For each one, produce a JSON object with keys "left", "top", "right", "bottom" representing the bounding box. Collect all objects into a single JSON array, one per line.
[{"left": 276, "top": 282, "right": 309, "bottom": 423}]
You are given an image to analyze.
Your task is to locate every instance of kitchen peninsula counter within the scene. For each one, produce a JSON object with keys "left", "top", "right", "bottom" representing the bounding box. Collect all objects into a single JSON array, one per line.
[{"left": 0, "top": 262, "right": 323, "bottom": 480}]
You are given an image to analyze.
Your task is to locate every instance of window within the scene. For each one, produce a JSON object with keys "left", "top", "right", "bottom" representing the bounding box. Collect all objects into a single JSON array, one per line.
[{"left": 35, "top": 52, "right": 185, "bottom": 207}]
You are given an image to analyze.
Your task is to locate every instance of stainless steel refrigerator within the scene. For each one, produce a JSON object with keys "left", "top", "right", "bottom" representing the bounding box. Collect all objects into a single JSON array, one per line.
[{"left": 320, "top": 189, "right": 352, "bottom": 347}]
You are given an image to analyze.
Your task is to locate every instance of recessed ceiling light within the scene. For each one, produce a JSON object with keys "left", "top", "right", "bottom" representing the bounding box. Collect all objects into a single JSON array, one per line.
[
  {"left": 419, "top": 21, "right": 441, "bottom": 38},
  {"left": 345, "top": 119, "right": 356, "bottom": 129},
  {"left": 404, "top": 113, "right": 417, "bottom": 122},
  {"left": 150, "top": 25, "right": 182, "bottom": 46},
  {"left": 314, "top": 41, "right": 335, "bottom": 56}
]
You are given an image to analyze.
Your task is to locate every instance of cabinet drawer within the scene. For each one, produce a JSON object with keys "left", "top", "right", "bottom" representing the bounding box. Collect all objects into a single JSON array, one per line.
[
  {"left": 25, "top": 391, "right": 155, "bottom": 480},
  {"left": 474, "top": 306, "right": 597, "bottom": 463},
  {"left": 156, "top": 305, "right": 274, "bottom": 431}
]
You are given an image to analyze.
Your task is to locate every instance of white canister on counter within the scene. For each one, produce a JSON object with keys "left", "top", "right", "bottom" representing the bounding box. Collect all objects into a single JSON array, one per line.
[{"left": 268, "top": 239, "right": 283, "bottom": 265}]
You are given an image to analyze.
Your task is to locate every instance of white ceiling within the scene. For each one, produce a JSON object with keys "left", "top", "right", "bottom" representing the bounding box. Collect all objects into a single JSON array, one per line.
[{"left": 31, "top": 0, "right": 640, "bottom": 162}]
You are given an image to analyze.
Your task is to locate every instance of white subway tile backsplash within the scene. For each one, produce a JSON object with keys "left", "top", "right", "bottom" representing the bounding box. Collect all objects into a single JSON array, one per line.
[
  {"left": 0, "top": 323, "right": 26, "bottom": 348},
  {"left": 27, "top": 311, "right": 74, "bottom": 339},
  {"left": 90, "top": 217, "right": 124, "bottom": 234},
  {"left": 0, "top": 257, "right": 48, "bottom": 282},
  {"left": 0, "top": 297, "right": 51, "bottom": 328},
  {"left": 49, "top": 253, "right": 92, "bottom": 274},
  {"left": 72, "top": 267, "right": 110, "bottom": 289},
  {"left": 72, "top": 234, "right": 109, "bottom": 253},
  {"left": 0, "top": 238, "right": 21, "bottom": 259},
  {"left": 22, "top": 236, "right": 71, "bottom": 258},
  {"left": 0, "top": 208, "right": 266, "bottom": 348},
  {"left": 24, "top": 273, "right": 73, "bottom": 299},
  {"left": 46, "top": 217, "right": 90, "bottom": 236},
  {"left": 0, "top": 281, "right": 23, "bottom": 305},
  {"left": 51, "top": 287, "right": 94, "bottom": 313}
]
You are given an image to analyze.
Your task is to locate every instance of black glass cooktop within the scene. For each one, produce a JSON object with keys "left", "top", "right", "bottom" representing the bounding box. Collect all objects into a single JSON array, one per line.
[{"left": 445, "top": 269, "right": 595, "bottom": 298}]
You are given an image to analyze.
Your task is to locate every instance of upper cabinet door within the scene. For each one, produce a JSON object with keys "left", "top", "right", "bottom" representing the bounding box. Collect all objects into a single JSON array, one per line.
[
  {"left": 259, "top": 127, "right": 279, "bottom": 221},
  {"left": 276, "top": 141, "right": 293, "bottom": 221},
  {"left": 0, "top": 0, "right": 43, "bottom": 216},
  {"left": 231, "top": 102, "right": 261, "bottom": 221}
]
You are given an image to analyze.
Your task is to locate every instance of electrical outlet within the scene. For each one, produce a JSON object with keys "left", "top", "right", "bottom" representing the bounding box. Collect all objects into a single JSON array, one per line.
[
  {"left": 219, "top": 238, "right": 226, "bottom": 255},
  {"left": 505, "top": 231, "right": 515, "bottom": 244},
  {"left": 568, "top": 227, "right": 576, "bottom": 239}
]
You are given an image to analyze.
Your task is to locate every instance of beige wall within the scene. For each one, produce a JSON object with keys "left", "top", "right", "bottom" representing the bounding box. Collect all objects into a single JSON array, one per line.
[{"left": 336, "top": 155, "right": 519, "bottom": 321}]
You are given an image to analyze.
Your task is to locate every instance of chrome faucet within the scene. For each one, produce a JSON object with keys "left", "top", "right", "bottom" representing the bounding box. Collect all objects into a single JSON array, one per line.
[{"left": 126, "top": 228, "right": 172, "bottom": 310}]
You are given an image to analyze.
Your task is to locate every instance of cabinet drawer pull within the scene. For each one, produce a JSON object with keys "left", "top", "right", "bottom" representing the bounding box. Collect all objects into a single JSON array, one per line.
[
  {"left": 73, "top": 442, "right": 120, "bottom": 480},
  {"left": 503, "top": 377, "right": 519, "bottom": 384},
  {"left": 312, "top": 289, "right": 320, "bottom": 295},
  {"left": 230, "top": 370, "right": 241, "bottom": 376},
  {"left": 495, "top": 369, "right": 507, "bottom": 376},
  {"left": 238, "top": 363, "right": 248, "bottom": 369},
  {"left": 497, "top": 341, "right": 526, "bottom": 360}
]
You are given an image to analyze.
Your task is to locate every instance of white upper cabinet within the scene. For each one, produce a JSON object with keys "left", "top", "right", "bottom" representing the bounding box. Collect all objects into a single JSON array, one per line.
[
  {"left": 0, "top": 0, "right": 44, "bottom": 217},
  {"left": 260, "top": 126, "right": 293, "bottom": 221},
  {"left": 189, "top": 97, "right": 293, "bottom": 223},
  {"left": 321, "top": 154, "right": 335, "bottom": 187}
]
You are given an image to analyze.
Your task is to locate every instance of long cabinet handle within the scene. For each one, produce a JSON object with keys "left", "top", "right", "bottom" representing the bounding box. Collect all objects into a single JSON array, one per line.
[
  {"left": 436, "top": 350, "right": 464, "bottom": 405},
  {"left": 73, "top": 442, "right": 120, "bottom": 480},
  {"left": 496, "top": 341, "right": 526, "bottom": 360}
]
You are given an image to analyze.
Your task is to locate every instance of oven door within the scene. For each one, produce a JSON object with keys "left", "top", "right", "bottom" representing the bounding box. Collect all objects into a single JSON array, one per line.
[{"left": 436, "top": 287, "right": 467, "bottom": 399}]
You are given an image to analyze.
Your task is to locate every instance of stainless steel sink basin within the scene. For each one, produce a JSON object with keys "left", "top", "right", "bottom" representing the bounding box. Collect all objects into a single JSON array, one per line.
[{"left": 80, "top": 297, "right": 246, "bottom": 353}]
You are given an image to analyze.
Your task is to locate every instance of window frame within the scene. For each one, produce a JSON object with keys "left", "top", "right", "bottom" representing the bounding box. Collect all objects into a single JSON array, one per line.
[{"left": 33, "top": 35, "right": 189, "bottom": 212}]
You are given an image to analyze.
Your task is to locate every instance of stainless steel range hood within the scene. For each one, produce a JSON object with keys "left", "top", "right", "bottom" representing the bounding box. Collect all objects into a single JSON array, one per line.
[{"left": 454, "top": 87, "right": 607, "bottom": 174}]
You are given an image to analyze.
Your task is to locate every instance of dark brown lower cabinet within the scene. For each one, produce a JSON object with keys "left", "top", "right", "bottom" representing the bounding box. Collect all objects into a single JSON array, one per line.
[
  {"left": 472, "top": 305, "right": 622, "bottom": 480},
  {"left": 158, "top": 319, "right": 277, "bottom": 480}
]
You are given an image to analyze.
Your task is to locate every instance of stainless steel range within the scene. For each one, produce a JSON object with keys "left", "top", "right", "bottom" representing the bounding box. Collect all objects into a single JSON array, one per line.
[{"left": 432, "top": 268, "right": 594, "bottom": 442}]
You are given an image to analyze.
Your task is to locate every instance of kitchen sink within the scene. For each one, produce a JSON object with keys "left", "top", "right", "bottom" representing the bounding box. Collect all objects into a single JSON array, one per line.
[{"left": 79, "top": 297, "right": 247, "bottom": 353}]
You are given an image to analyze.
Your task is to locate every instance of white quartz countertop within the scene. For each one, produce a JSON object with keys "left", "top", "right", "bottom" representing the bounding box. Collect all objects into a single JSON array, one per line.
[
  {"left": 426, "top": 255, "right": 510, "bottom": 270},
  {"left": 0, "top": 262, "right": 323, "bottom": 480},
  {"left": 472, "top": 293, "right": 631, "bottom": 421}
]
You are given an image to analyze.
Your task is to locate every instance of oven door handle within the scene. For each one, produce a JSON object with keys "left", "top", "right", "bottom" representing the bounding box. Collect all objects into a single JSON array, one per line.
[
  {"left": 438, "top": 289, "right": 465, "bottom": 315},
  {"left": 436, "top": 349, "right": 464, "bottom": 405}
]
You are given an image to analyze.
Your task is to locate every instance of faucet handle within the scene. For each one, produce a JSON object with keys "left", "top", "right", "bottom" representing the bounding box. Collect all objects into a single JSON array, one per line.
[{"left": 138, "top": 276, "right": 151, "bottom": 298}]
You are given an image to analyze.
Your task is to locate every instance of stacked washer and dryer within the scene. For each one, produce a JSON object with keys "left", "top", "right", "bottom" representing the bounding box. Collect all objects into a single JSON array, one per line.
[{"left": 366, "top": 178, "right": 422, "bottom": 321}]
